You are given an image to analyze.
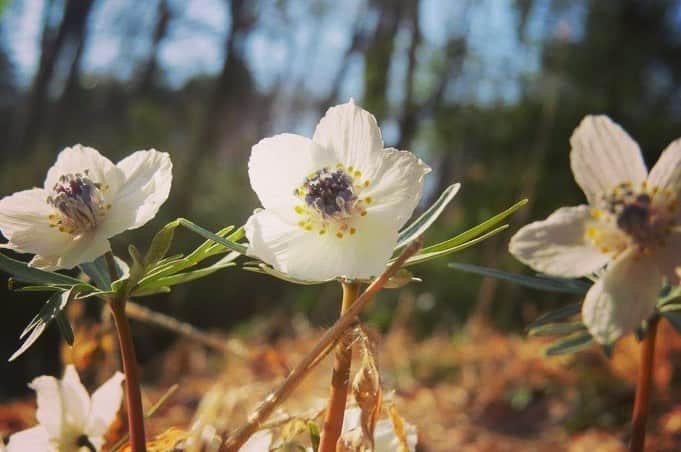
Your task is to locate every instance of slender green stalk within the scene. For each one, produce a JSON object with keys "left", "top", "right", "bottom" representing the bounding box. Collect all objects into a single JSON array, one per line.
[
  {"left": 318, "top": 281, "right": 360, "bottom": 452},
  {"left": 105, "top": 252, "right": 147, "bottom": 452},
  {"left": 629, "top": 315, "right": 659, "bottom": 452}
]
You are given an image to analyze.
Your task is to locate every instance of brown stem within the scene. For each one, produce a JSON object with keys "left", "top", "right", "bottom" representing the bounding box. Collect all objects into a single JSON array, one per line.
[
  {"left": 105, "top": 252, "right": 147, "bottom": 452},
  {"left": 629, "top": 315, "right": 659, "bottom": 452},
  {"left": 318, "top": 281, "right": 360, "bottom": 452},
  {"left": 221, "top": 237, "right": 423, "bottom": 451}
]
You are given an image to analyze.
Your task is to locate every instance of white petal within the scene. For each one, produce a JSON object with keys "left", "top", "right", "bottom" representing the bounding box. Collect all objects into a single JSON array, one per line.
[
  {"left": 361, "top": 147, "right": 431, "bottom": 230},
  {"left": 29, "top": 233, "right": 110, "bottom": 271},
  {"left": 0, "top": 188, "right": 73, "bottom": 257},
  {"left": 570, "top": 116, "right": 647, "bottom": 206},
  {"left": 6, "top": 426, "right": 50, "bottom": 452},
  {"left": 86, "top": 371, "right": 124, "bottom": 437},
  {"left": 508, "top": 205, "right": 609, "bottom": 278},
  {"left": 59, "top": 365, "right": 91, "bottom": 434},
  {"left": 653, "top": 231, "right": 681, "bottom": 286},
  {"left": 648, "top": 138, "right": 681, "bottom": 221},
  {"left": 101, "top": 149, "right": 172, "bottom": 235},
  {"left": 239, "top": 430, "right": 272, "bottom": 452},
  {"left": 248, "top": 133, "right": 336, "bottom": 214},
  {"left": 583, "top": 250, "right": 662, "bottom": 344},
  {"left": 28, "top": 375, "right": 63, "bottom": 438},
  {"left": 44, "top": 145, "right": 124, "bottom": 193},
  {"left": 312, "top": 101, "right": 384, "bottom": 177},
  {"left": 245, "top": 209, "right": 397, "bottom": 281},
  {"left": 374, "top": 418, "right": 418, "bottom": 452}
]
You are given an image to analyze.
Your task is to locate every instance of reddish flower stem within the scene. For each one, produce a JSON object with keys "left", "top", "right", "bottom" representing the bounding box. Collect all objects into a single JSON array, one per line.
[
  {"left": 318, "top": 281, "right": 361, "bottom": 452},
  {"left": 105, "top": 252, "right": 147, "bottom": 452},
  {"left": 629, "top": 315, "right": 659, "bottom": 452}
]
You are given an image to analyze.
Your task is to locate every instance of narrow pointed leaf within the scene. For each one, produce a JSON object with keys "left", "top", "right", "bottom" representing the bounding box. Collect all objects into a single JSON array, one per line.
[
  {"left": 528, "top": 321, "right": 587, "bottom": 337},
  {"left": 0, "top": 252, "right": 83, "bottom": 286},
  {"left": 543, "top": 332, "right": 594, "bottom": 356},
  {"left": 55, "top": 312, "right": 74, "bottom": 345},
  {"left": 396, "top": 183, "right": 461, "bottom": 249},
  {"left": 178, "top": 218, "right": 247, "bottom": 254},
  {"left": 415, "top": 199, "right": 527, "bottom": 255},
  {"left": 528, "top": 303, "right": 582, "bottom": 328},
  {"left": 145, "top": 220, "right": 179, "bottom": 266},
  {"left": 401, "top": 225, "right": 508, "bottom": 267},
  {"left": 448, "top": 262, "right": 590, "bottom": 294}
]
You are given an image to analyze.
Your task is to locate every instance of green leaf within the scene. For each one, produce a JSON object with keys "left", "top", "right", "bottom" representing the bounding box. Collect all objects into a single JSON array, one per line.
[
  {"left": 145, "top": 221, "right": 179, "bottom": 267},
  {"left": 0, "top": 252, "right": 83, "bottom": 286},
  {"left": 396, "top": 183, "right": 461, "bottom": 249},
  {"left": 401, "top": 225, "right": 508, "bottom": 267},
  {"left": 528, "top": 321, "right": 587, "bottom": 337},
  {"left": 178, "top": 218, "right": 247, "bottom": 254},
  {"left": 448, "top": 262, "right": 591, "bottom": 295},
  {"left": 79, "top": 255, "right": 129, "bottom": 291},
  {"left": 543, "top": 332, "right": 594, "bottom": 356},
  {"left": 413, "top": 199, "right": 527, "bottom": 256},
  {"left": 308, "top": 421, "right": 321, "bottom": 452},
  {"left": 10, "top": 289, "right": 75, "bottom": 361},
  {"left": 55, "top": 312, "right": 74, "bottom": 345},
  {"left": 657, "top": 285, "right": 681, "bottom": 307},
  {"left": 528, "top": 303, "right": 582, "bottom": 328},
  {"left": 133, "top": 258, "right": 236, "bottom": 295},
  {"left": 660, "top": 303, "right": 681, "bottom": 313}
]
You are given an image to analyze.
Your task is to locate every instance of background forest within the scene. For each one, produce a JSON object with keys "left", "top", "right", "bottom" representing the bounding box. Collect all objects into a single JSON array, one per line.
[{"left": 3, "top": 1, "right": 681, "bottom": 448}]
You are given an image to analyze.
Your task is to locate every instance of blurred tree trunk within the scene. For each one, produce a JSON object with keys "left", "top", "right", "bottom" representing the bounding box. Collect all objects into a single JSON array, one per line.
[
  {"left": 11, "top": 0, "right": 95, "bottom": 155},
  {"left": 174, "top": 0, "right": 258, "bottom": 216},
  {"left": 137, "top": 0, "right": 172, "bottom": 94},
  {"left": 362, "top": 0, "right": 404, "bottom": 123}
]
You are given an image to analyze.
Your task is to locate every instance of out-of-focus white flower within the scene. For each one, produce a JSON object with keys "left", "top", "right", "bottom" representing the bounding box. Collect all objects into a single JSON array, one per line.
[
  {"left": 510, "top": 115, "right": 681, "bottom": 343},
  {"left": 6, "top": 365, "right": 124, "bottom": 452},
  {"left": 0, "top": 145, "right": 172, "bottom": 270},
  {"left": 245, "top": 100, "right": 430, "bottom": 281},
  {"left": 237, "top": 407, "right": 417, "bottom": 451},
  {"left": 340, "top": 407, "right": 417, "bottom": 452}
]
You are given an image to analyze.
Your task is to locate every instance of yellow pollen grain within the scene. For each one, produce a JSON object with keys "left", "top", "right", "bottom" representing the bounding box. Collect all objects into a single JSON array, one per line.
[
  {"left": 336, "top": 163, "right": 344, "bottom": 169},
  {"left": 298, "top": 221, "right": 306, "bottom": 227},
  {"left": 652, "top": 186, "right": 659, "bottom": 195},
  {"left": 364, "top": 196, "right": 372, "bottom": 204},
  {"left": 641, "top": 181, "right": 648, "bottom": 190},
  {"left": 354, "top": 170, "right": 361, "bottom": 178},
  {"left": 348, "top": 166, "right": 354, "bottom": 172},
  {"left": 48, "top": 214, "right": 56, "bottom": 220},
  {"left": 364, "top": 180, "right": 370, "bottom": 187},
  {"left": 305, "top": 225, "right": 313, "bottom": 231},
  {"left": 600, "top": 246, "right": 609, "bottom": 253},
  {"left": 336, "top": 232, "right": 344, "bottom": 238},
  {"left": 349, "top": 227, "right": 356, "bottom": 235},
  {"left": 58, "top": 227, "right": 65, "bottom": 232},
  {"left": 319, "top": 229, "right": 326, "bottom": 235},
  {"left": 586, "top": 227, "right": 596, "bottom": 238},
  {"left": 360, "top": 210, "right": 367, "bottom": 216},
  {"left": 106, "top": 204, "right": 112, "bottom": 210},
  {"left": 591, "top": 209, "right": 601, "bottom": 219},
  {"left": 294, "top": 205, "right": 305, "bottom": 214}
]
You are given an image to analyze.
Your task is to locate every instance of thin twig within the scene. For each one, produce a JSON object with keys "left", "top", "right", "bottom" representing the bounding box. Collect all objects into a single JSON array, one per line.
[
  {"left": 630, "top": 315, "right": 660, "bottom": 452},
  {"left": 221, "top": 237, "right": 423, "bottom": 451},
  {"left": 125, "top": 301, "right": 249, "bottom": 358}
]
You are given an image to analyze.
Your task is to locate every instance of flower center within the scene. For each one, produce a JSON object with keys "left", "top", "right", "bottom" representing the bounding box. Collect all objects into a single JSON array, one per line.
[
  {"left": 46, "top": 171, "right": 110, "bottom": 235},
  {"left": 293, "top": 165, "right": 372, "bottom": 238},
  {"left": 587, "top": 181, "right": 678, "bottom": 255}
]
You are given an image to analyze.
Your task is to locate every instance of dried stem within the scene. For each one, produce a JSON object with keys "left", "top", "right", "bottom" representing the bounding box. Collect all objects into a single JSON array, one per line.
[
  {"left": 105, "top": 251, "right": 147, "bottom": 452},
  {"left": 629, "top": 315, "right": 659, "bottom": 452},
  {"left": 221, "top": 237, "right": 423, "bottom": 451},
  {"left": 318, "top": 281, "right": 360, "bottom": 452}
]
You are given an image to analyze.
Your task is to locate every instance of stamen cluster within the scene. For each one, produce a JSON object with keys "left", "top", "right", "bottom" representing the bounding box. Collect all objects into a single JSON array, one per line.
[{"left": 46, "top": 171, "right": 109, "bottom": 234}]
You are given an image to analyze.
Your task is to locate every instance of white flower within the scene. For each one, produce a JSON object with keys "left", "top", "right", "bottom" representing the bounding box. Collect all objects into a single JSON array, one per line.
[
  {"left": 245, "top": 100, "right": 430, "bottom": 281},
  {"left": 0, "top": 145, "right": 172, "bottom": 270},
  {"left": 237, "top": 407, "right": 417, "bottom": 451},
  {"left": 340, "top": 407, "right": 418, "bottom": 452},
  {"left": 510, "top": 115, "right": 681, "bottom": 344},
  {"left": 6, "top": 365, "right": 124, "bottom": 452}
]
